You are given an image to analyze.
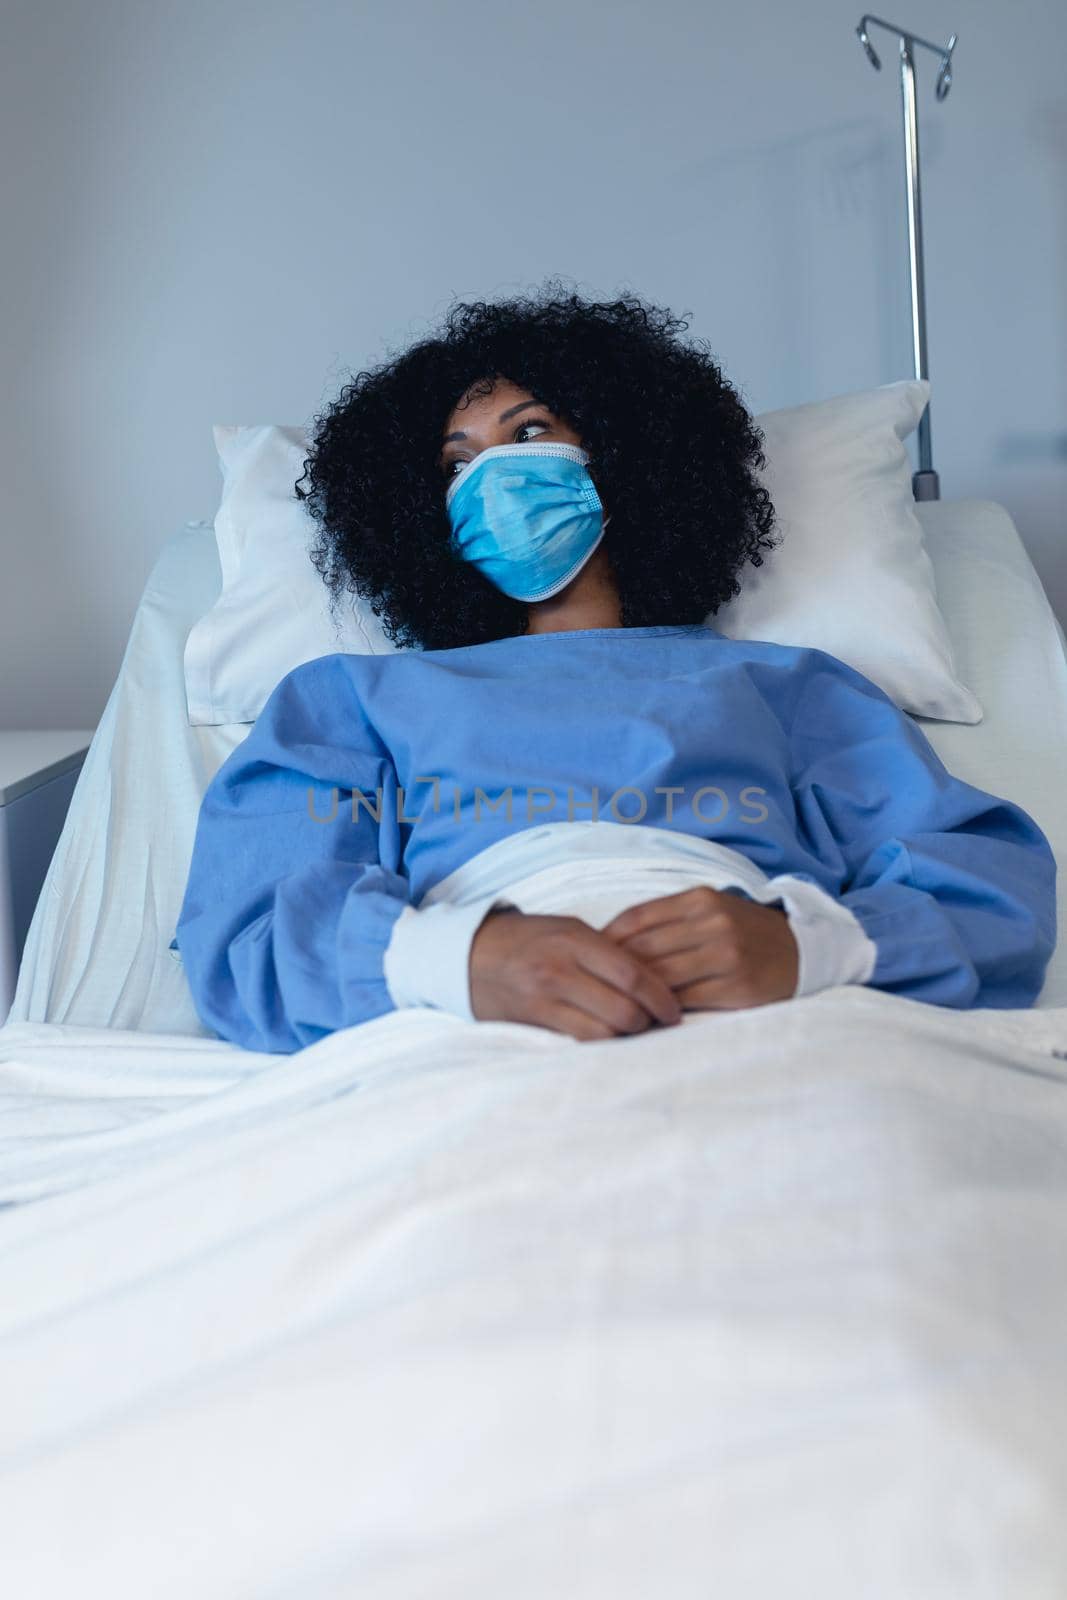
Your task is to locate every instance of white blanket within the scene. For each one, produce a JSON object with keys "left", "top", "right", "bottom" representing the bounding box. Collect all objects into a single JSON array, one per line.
[{"left": 2, "top": 976, "right": 1067, "bottom": 1597}]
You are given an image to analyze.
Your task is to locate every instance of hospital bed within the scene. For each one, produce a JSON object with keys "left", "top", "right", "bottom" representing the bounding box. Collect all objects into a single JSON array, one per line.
[{"left": 1, "top": 499, "right": 1067, "bottom": 1596}]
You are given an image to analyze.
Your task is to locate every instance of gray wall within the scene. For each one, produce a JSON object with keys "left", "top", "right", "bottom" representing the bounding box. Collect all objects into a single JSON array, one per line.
[{"left": 2, "top": 0, "right": 1065, "bottom": 730}]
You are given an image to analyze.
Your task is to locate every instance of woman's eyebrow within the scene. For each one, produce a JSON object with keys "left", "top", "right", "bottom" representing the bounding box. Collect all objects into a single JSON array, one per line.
[
  {"left": 442, "top": 399, "right": 548, "bottom": 445},
  {"left": 497, "top": 398, "right": 547, "bottom": 423}
]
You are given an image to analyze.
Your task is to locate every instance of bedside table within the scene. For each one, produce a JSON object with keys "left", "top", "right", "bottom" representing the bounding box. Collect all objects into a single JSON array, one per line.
[{"left": 0, "top": 730, "right": 94, "bottom": 1021}]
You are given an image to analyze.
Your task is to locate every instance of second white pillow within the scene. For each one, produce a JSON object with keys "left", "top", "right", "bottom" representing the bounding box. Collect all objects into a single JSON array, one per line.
[{"left": 714, "top": 379, "right": 980, "bottom": 723}]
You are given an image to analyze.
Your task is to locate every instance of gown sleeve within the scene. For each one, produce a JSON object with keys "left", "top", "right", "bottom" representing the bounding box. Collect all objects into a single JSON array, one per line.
[
  {"left": 174, "top": 654, "right": 510, "bottom": 1054},
  {"left": 787, "top": 650, "right": 1058, "bottom": 1009}
]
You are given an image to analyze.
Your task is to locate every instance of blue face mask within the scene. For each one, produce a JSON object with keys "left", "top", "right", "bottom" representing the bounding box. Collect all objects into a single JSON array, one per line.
[{"left": 445, "top": 442, "right": 609, "bottom": 603}]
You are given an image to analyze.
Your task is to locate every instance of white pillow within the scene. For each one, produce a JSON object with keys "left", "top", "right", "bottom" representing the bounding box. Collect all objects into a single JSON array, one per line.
[
  {"left": 183, "top": 425, "right": 399, "bottom": 727},
  {"left": 184, "top": 381, "right": 981, "bottom": 726},
  {"left": 714, "top": 379, "right": 980, "bottom": 723}
]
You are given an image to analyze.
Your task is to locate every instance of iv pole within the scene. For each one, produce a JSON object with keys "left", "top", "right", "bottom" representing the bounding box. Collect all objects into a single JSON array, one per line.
[{"left": 856, "top": 15, "right": 958, "bottom": 502}]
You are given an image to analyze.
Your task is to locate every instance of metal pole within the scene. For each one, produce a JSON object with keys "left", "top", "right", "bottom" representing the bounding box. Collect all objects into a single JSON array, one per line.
[
  {"left": 899, "top": 38, "right": 939, "bottom": 499},
  {"left": 856, "top": 16, "right": 957, "bottom": 502}
]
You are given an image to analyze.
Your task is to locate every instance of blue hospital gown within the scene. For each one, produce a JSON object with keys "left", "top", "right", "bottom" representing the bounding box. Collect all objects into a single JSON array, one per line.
[{"left": 173, "top": 623, "right": 1058, "bottom": 1052}]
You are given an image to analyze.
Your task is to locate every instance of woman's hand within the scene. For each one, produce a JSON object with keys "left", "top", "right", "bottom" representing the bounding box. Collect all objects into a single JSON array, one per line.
[
  {"left": 469, "top": 907, "right": 683, "bottom": 1041},
  {"left": 600, "top": 886, "right": 799, "bottom": 1010}
]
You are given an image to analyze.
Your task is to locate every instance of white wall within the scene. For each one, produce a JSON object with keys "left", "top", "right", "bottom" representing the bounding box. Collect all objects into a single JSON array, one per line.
[{"left": 2, "top": 0, "right": 1064, "bottom": 729}]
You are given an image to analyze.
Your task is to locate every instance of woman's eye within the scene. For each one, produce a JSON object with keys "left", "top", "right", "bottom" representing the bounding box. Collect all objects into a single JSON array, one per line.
[{"left": 442, "top": 419, "right": 554, "bottom": 479}]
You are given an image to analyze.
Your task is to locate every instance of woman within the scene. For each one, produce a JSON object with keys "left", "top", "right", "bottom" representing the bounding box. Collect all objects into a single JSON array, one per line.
[{"left": 174, "top": 286, "right": 1056, "bottom": 1053}]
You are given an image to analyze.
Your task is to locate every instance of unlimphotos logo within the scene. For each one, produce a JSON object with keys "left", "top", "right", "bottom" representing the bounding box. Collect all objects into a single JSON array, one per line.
[{"left": 306, "top": 778, "right": 771, "bottom": 827}]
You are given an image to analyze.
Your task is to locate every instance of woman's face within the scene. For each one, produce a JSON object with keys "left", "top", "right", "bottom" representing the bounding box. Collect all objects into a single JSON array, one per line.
[{"left": 439, "top": 377, "right": 585, "bottom": 486}]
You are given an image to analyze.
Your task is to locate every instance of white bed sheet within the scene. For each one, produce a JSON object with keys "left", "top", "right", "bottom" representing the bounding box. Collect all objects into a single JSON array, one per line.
[
  {"left": 1, "top": 982, "right": 1066, "bottom": 1596},
  {"left": 7, "top": 521, "right": 236, "bottom": 1035},
  {"left": 912, "top": 498, "right": 1067, "bottom": 1009},
  {"left": 6, "top": 497, "right": 1067, "bottom": 1031}
]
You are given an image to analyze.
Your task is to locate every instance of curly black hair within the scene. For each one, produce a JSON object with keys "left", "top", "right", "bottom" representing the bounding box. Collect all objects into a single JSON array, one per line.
[{"left": 295, "top": 280, "right": 779, "bottom": 652}]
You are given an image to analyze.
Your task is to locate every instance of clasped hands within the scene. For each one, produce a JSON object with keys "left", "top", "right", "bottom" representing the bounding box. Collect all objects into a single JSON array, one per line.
[{"left": 468, "top": 885, "right": 799, "bottom": 1042}]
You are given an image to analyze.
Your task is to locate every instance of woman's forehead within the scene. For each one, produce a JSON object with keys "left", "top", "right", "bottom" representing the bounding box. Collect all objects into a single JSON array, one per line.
[{"left": 443, "top": 377, "right": 537, "bottom": 433}]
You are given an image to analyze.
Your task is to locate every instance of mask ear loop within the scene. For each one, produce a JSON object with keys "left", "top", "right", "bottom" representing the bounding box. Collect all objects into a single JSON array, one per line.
[
  {"left": 580, "top": 451, "right": 608, "bottom": 531},
  {"left": 584, "top": 457, "right": 608, "bottom": 530}
]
